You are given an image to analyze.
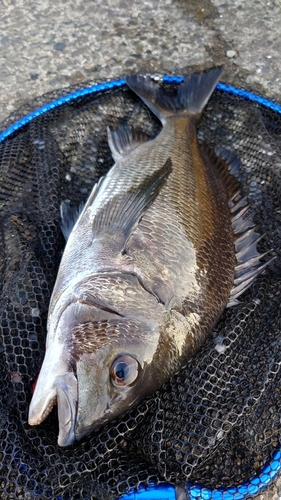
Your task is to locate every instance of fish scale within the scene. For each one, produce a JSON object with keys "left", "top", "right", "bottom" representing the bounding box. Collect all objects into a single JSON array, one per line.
[{"left": 126, "top": 120, "right": 234, "bottom": 312}]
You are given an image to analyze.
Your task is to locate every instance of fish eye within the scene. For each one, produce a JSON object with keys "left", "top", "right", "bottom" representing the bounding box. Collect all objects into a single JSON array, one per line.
[{"left": 110, "top": 355, "right": 140, "bottom": 388}]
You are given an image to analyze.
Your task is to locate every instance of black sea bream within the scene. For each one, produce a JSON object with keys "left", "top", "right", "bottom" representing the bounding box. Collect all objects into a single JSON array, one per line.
[{"left": 29, "top": 68, "right": 268, "bottom": 446}]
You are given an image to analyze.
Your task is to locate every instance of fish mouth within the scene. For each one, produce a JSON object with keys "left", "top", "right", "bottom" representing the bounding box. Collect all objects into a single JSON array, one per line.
[
  {"left": 28, "top": 386, "right": 57, "bottom": 426},
  {"left": 28, "top": 372, "right": 78, "bottom": 447},
  {"left": 30, "top": 394, "right": 58, "bottom": 425}
]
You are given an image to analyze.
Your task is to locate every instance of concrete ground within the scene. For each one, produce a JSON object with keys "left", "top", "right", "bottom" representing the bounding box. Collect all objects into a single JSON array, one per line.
[{"left": 0, "top": 0, "right": 281, "bottom": 498}]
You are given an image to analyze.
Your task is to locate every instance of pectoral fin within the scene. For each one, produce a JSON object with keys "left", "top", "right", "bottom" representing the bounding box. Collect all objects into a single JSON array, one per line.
[{"left": 92, "top": 157, "right": 172, "bottom": 247}]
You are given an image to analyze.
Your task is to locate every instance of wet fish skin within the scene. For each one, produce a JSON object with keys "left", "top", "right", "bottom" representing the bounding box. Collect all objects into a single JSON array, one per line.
[{"left": 28, "top": 67, "right": 237, "bottom": 446}]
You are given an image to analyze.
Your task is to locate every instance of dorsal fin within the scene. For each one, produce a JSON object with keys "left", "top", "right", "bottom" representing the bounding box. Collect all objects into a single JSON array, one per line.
[
  {"left": 227, "top": 191, "right": 275, "bottom": 307},
  {"left": 215, "top": 146, "right": 241, "bottom": 178},
  {"left": 201, "top": 144, "right": 241, "bottom": 201},
  {"left": 202, "top": 144, "right": 275, "bottom": 307},
  {"left": 107, "top": 125, "right": 151, "bottom": 162}
]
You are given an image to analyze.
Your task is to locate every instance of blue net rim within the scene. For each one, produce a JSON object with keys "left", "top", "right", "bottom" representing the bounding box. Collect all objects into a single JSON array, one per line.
[
  {"left": 0, "top": 75, "right": 281, "bottom": 143},
  {"left": 118, "top": 449, "right": 281, "bottom": 499},
  {"left": 1, "top": 75, "right": 280, "bottom": 499}
]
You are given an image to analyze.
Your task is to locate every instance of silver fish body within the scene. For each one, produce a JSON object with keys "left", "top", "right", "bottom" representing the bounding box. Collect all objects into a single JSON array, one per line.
[{"left": 29, "top": 67, "right": 239, "bottom": 446}]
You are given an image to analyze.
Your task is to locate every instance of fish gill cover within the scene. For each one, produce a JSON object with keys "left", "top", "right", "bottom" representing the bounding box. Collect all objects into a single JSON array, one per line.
[{"left": 0, "top": 71, "right": 280, "bottom": 499}]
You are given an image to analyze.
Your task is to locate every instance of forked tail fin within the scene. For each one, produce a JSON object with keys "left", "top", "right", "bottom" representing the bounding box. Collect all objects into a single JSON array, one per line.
[{"left": 126, "top": 67, "right": 224, "bottom": 123}]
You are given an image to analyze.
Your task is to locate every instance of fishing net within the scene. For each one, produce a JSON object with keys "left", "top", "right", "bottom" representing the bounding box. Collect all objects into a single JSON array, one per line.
[{"left": 0, "top": 73, "right": 281, "bottom": 500}]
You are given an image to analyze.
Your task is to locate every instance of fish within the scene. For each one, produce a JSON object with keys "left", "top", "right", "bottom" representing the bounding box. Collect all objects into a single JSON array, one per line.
[{"left": 28, "top": 67, "right": 268, "bottom": 446}]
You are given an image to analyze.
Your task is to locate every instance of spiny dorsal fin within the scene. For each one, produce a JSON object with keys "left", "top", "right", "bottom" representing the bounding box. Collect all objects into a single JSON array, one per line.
[
  {"left": 227, "top": 191, "right": 275, "bottom": 307},
  {"left": 126, "top": 67, "right": 224, "bottom": 123},
  {"left": 215, "top": 146, "right": 241, "bottom": 178},
  {"left": 92, "top": 158, "right": 172, "bottom": 247},
  {"left": 107, "top": 125, "right": 151, "bottom": 162},
  {"left": 203, "top": 144, "right": 276, "bottom": 307},
  {"left": 227, "top": 255, "right": 275, "bottom": 307}
]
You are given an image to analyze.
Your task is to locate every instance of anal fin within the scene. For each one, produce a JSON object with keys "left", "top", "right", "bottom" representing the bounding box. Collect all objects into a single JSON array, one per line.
[
  {"left": 60, "top": 175, "right": 105, "bottom": 240},
  {"left": 60, "top": 199, "right": 85, "bottom": 241}
]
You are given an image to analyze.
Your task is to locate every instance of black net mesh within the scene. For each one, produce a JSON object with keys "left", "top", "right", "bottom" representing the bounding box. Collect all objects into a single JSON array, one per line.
[{"left": 0, "top": 75, "right": 281, "bottom": 500}]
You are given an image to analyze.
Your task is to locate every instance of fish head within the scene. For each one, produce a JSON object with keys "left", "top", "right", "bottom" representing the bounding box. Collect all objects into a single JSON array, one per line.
[{"left": 28, "top": 314, "right": 160, "bottom": 446}]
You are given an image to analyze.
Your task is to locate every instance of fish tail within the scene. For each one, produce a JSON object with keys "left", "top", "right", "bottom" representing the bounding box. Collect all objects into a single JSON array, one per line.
[{"left": 126, "top": 67, "right": 223, "bottom": 122}]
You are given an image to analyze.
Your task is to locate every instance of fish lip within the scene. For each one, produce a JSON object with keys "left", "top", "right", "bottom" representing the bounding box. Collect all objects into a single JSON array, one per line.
[
  {"left": 55, "top": 372, "right": 78, "bottom": 447},
  {"left": 36, "top": 395, "right": 58, "bottom": 425},
  {"left": 28, "top": 372, "right": 78, "bottom": 447},
  {"left": 28, "top": 389, "right": 57, "bottom": 426}
]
